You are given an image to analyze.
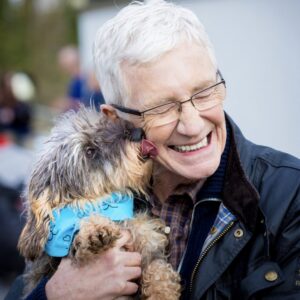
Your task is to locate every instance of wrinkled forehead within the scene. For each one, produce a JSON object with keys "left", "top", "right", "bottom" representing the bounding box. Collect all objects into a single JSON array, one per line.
[{"left": 120, "top": 42, "right": 216, "bottom": 108}]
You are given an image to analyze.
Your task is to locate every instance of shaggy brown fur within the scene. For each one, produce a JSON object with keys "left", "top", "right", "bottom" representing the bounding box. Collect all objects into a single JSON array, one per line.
[{"left": 18, "top": 107, "right": 181, "bottom": 299}]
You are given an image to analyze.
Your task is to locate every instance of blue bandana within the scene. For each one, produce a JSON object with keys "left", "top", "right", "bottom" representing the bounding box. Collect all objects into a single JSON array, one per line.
[{"left": 45, "top": 192, "right": 134, "bottom": 257}]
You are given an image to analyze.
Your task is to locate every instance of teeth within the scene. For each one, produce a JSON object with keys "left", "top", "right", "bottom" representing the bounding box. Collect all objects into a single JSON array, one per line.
[{"left": 173, "top": 137, "right": 208, "bottom": 152}]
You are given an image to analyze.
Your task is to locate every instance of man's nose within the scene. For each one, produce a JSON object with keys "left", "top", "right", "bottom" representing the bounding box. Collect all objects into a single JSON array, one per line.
[{"left": 176, "top": 101, "right": 204, "bottom": 136}]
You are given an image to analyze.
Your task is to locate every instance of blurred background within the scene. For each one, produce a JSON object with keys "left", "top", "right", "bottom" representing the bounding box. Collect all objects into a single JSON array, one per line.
[{"left": 0, "top": 0, "right": 299, "bottom": 298}]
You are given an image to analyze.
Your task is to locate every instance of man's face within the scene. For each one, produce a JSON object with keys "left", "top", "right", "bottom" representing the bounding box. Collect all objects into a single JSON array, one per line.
[{"left": 122, "top": 42, "right": 227, "bottom": 181}]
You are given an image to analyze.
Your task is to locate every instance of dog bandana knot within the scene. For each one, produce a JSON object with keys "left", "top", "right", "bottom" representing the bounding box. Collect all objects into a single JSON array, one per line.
[{"left": 45, "top": 192, "right": 133, "bottom": 257}]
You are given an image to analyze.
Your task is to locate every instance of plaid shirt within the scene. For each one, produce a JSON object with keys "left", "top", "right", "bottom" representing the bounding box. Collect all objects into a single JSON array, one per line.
[
  {"left": 149, "top": 182, "right": 200, "bottom": 269},
  {"left": 149, "top": 188, "right": 236, "bottom": 269},
  {"left": 201, "top": 202, "right": 236, "bottom": 253}
]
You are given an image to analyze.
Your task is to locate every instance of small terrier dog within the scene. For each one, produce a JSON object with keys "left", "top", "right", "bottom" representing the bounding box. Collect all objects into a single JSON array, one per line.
[{"left": 18, "top": 107, "right": 181, "bottom": 299}]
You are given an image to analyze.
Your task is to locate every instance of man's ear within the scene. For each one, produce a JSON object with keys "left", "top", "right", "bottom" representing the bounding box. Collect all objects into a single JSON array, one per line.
[{"left": 101, "top": 104, "right": 119, "bottom": 120}]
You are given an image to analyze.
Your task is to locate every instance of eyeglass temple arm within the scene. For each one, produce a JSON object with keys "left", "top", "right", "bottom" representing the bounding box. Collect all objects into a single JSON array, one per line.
[
  {"left": 111, "top": 104, "right": 142, "bottom": 116},
  {"left": 217, "top": 69, "right": 226, "bottom": 87}
]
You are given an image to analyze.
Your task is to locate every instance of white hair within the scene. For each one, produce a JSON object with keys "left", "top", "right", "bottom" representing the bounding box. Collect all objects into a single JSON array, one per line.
[{"left": 93, "top": 0, "right": 218, "bottom": 105}]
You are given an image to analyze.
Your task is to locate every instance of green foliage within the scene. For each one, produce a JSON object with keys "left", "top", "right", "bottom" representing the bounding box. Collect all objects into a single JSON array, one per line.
[{"left": 0, "top": 0, "right": 78, "bottom": 104}]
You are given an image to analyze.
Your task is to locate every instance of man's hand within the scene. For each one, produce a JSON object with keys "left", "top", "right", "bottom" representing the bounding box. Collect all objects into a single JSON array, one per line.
[{"left": 45, "top": 231, "right": 141, "bottom": 300}]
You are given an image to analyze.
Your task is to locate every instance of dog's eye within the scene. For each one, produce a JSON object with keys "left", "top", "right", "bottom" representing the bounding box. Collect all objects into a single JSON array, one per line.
[{"left": 86, "top": 147, "right": 96, "bottom": 158}]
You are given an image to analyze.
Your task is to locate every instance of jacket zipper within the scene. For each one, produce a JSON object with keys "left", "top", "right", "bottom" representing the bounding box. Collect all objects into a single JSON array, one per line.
[
  {"left": 177, "top": 198, "right": 222, "bottom": 273},
  {"left": 189, "top": 220, "right": 235, "bottom": 293}
]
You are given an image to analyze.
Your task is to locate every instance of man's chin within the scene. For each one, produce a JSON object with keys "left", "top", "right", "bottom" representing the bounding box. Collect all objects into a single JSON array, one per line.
[{"left": 177, "top": 162, "right": 219, "bottom": 181}]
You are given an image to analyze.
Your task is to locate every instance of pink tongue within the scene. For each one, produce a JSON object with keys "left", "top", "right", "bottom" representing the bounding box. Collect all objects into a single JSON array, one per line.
[{"left": 141, "top": 139, "right": 158, "bottom": 158}]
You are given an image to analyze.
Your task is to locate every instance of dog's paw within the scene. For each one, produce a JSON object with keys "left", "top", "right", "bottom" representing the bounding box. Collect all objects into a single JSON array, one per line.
[{"left": 70, "top": 215, "right": 121, "bottom": 265}]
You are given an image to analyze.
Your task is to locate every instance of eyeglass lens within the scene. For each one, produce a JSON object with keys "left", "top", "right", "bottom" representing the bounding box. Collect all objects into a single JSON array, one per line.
[{"left": 144, "top": 84, "right": 224, "bottom": 127}]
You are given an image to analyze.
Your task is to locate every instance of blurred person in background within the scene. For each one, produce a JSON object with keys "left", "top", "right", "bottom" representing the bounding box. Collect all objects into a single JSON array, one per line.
[
  {"left": 0, "top": 126, "right": 28, "bottom": 281},
  {"left": 85, "top": 69, "right": 105, "bottom": 108},
  {"left": 5, "top": 1, "right": 300, "bottom": 300},
  {"left": 57, "top": 45, "right": 105, "bottom": 111},
  {"left": 0, "top": 72, "right": 35, "bottom": 297},
  {"left": 0, "top": 72, "right": 33, "bottom": 145},
  {"left": 57, "top": 45, "right": 84, "bottom": 110}
]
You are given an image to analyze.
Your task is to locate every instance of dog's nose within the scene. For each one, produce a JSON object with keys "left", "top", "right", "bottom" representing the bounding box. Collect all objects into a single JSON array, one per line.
[{"left": 124, "top": 127, "right": 145, "bottom": 142}]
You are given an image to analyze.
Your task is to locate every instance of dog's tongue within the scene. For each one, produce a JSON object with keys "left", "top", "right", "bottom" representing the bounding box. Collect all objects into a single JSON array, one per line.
[{"left": 141, "top": 139, "right": 158, "bottom": 158}]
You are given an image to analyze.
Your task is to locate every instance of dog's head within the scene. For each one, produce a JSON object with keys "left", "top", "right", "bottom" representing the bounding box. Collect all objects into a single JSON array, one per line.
[{"left": 19, "top": 106, "right": 152, "bottom": 260}]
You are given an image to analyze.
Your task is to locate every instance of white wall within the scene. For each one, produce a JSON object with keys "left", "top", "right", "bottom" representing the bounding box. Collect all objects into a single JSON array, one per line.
[
  {"left": 78, "top": 6, "right": 119, "bottom": 71},
  {"left": 78, "top": 0, "right": 300, "bottom": 158}
]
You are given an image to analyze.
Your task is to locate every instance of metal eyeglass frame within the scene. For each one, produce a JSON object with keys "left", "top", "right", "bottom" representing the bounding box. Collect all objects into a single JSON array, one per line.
[{"left": 111, "top": 69, "right": 226, "bottom": 117}]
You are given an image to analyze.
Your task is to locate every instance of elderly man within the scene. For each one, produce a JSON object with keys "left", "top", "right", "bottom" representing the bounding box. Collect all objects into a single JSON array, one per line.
[{"left": 6, "top": 1, "right": 300, "bottom": 300}]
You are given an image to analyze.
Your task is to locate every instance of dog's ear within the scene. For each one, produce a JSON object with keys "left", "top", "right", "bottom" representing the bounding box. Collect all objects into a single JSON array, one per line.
[
  {"left": 18, "top": 140, "right": 64, "bottom": 260},
  {"left": 18, "top": 190, "right": 53, "bottom": 260},
  {"left": 101, "top": 104, "right": 119, "bottom": 120}
]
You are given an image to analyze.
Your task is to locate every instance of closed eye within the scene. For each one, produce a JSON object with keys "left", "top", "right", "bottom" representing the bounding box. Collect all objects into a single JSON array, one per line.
[
  {"left": 192, "top": 87, "right": 215, "bottom": 100},
  {"left": 144, "top": 102, "right": 177, "bottom": 115}
]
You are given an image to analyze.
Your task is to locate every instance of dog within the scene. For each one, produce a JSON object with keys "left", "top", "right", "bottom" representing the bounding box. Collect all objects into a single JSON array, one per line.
[{"left": 18, "top": 106, "right": 181, "bottom": 299}]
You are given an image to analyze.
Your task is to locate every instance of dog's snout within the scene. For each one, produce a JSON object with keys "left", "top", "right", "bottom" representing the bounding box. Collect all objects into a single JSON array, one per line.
[{"left": 124, "top": 127, "right": 145, "bottom": 142}]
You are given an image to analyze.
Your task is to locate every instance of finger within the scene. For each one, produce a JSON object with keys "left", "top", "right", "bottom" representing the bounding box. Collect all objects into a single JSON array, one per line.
[
  {"left": 122, "top": 251, "right": 142, "bottom": 267},
  {"left": 124, "top": 266, "right": 142, "bottom": 281},
  {"left": 121, "top": 281, "right": 139, "bottom": 296}
]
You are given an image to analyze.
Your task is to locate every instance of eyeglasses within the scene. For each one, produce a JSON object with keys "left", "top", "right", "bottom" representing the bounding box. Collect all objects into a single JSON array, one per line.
[{"left": 112, "top": 70, "right": 226, "bottom": 127}]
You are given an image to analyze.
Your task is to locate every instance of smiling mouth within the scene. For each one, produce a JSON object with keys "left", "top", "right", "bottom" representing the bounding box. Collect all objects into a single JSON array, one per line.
[{"left": 169, "top": 132, "right": 212, "bottom": 153}]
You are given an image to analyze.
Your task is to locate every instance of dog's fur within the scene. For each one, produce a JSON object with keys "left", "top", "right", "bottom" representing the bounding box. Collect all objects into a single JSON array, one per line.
[{"left": 18, "top": 107, "right": 181, "bottom": 299}]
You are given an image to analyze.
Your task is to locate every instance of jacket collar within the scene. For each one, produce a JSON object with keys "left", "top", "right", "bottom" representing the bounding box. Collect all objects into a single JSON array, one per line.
[{"left": 223, "top": 113, "right": 263, "bottom": 232}]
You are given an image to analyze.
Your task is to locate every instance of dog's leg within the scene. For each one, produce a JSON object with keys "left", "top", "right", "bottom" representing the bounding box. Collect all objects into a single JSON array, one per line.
[
  {"left": 125, "top": 214, "right": 181, "bottom": 299},
  {"left": 125, "top": 213, "right": 169, "bottom": 262},
  {"left": 70, "top": 214, "right": 121, "bottom": 265},
  {"left": 141, "top": 259, "right": 181, "bottom": 300}
]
